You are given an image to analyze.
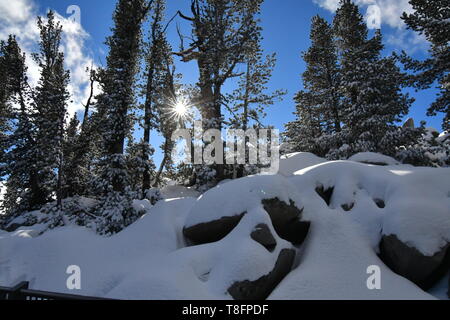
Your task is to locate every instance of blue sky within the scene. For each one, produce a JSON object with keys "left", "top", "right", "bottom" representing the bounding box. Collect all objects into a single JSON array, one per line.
[{"left": 0, "top": 0, "right": 444, "bottom": 164}]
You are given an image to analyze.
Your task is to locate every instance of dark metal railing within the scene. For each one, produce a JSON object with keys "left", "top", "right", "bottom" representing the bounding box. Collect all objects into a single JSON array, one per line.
[{"left": 0, "top": 281, "right": 113, "bottom": 300}]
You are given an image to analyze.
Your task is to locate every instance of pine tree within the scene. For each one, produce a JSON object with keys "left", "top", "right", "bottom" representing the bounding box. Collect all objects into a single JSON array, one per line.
[
  {"left": 62, "top": 114, "right": 85, "bottom": 198},
  {"left": 0, "top": 38, "right": 14, "bottom": 181},
  {"left": 0, "top": 36, "right": 37, "bottom": 221},
  {"left": 286, "top": 1, "right": 418, "bottom": 161},
  {"left": 31, "top": 11, "right": 70, "bottom": 210},
  {"left": 176, "top": 0, "right": 263, "bottom": 184},
  {"left": 62, "top": 69, "right": 98, "bottom": 199},
  {"left": 400, "top": 0, "right": 450, "bottom": 130},
  {"left": 125, "top": 138, "right": 152, "bottom": 195},
  {"left": 329, "top": 0, "right": 414, "bottom": 159},
  {"left": 140, "top": 0, "right": 171, "bottom": 196},
  {"left": 284, "top": 15, "right": 341, "bottom": 157},
  {"left": 226, "top": 39, "right": 286, "bottom": 177},
  {"left": 96, "top": 0, "right": 148, "bottom": 193},
  {"left": 285, "top": 91, "right": 329, "bottom": 156},
  {"left": 228, "top": 51, "right": 285, "bottom": 131},
  {"left": 153, "top": 66, "right": 181, "bottom": 188},
  {"left": 93, "top": 0, "right": 149, "bottom": 235}
]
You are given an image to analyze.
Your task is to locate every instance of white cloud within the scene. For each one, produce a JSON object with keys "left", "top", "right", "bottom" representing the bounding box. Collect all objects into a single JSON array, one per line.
[
  {"left": 312, "top": 0, "right": 426, "bottom": 53},
  {"left": 0, "top": 0, "right": 34, "bottom": 24},
  {"left": 0, "top": 0, "right": 96, "bottom": 116},
  {"left": 313, "top": 0, "right": 376, "bottom": 14},
  {"left": 313, "top": 0, "right": 413, "bottom": 29},
  {"left": 313, "top": 0, "right": 341, "bottom": 11}
]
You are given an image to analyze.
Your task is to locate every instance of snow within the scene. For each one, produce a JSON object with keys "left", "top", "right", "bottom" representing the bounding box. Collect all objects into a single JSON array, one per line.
[
  {"left": 0, "top": 198, "right": 196, "bottom": 299},
  {"left": 269, "top": 202, "right": 432, "bottom": 300},
  {"left": 437, "top": 130, "right": 449, "bottom": 143},
  {"left": 1, "top": 152, "right": 449, "bottom": 300},
  {"left": 290, "top": 160, "right": 450, "bottom": 256},
  {"left": 278, "top": 152, "right": 326, "bottom": 176},
  {"left": 132, "top": 199, "right": 153, "bottom": 213},
  {"left": 0, "top": 198, "right": 291, "bottom": 300},
  {"left": 185, "top": 174, "right": 303, "bottom": 228},
  {"left": 348, "top": 152, "right": 400, "bottom": 166},
  {"left": 160, "top": 185, "right": 201, "bottom": 200}
]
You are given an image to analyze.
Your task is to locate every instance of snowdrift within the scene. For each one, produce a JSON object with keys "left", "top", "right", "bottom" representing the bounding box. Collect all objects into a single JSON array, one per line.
[{"left": 1, "top": 153, "right": 449, "bottom": 300}]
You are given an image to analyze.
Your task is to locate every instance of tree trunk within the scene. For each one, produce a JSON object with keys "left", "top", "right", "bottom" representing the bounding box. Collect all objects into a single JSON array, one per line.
[
  {"left": 199, "top": 79, "right": 224, "bottom": 182},
  {"left": 56, "top": 103, "right": 66, "bottom": 210},
  {"left": 142, "top": 66, "right": 155, "bottom": 198},
  {"left": 237, "top": 62, "right": 251, "bottom": 179},
  {"left": 153, "top": 139, "right": 171, "bottom": 188},
  {"left": 109, "top": 134, "right": 126, "bottom": 193}
]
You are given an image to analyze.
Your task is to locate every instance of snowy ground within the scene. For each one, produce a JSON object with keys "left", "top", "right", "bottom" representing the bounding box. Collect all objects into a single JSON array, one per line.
[{"left": 0, "top": 152, "right": 449, "bottom": 300}]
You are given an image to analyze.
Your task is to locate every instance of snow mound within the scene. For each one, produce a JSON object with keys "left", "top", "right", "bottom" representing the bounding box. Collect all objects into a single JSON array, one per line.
[
  {"left": 348, "top": 152, "right": 400, "bottom": 166},
  {"left": 278, "top": 152, "right": 326, "bottom": 176},
  {"left": 291, "top": 160, "right": 450, "bottom": 255},
  {"left": 1, "top": 153, "right": 449, "bottom": 300},
  {"left": 185, "top": 175, "right": 303, "bottom": 228},
  {"left": 269, "top": 204, "right": 432, "bottom": 300},
  {"left": 0, "top": 198, "right": 293, "bottom": 300},
  {"left": 0, "top": 198, "right": 196, "bottom": 298}
]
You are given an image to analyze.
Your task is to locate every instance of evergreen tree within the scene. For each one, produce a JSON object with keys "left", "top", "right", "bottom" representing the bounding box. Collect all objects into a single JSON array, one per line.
[
  {"left": 153, "top": 66, "right": 180, "bottom": 188},
  {"left": 228, "top": 51, "right": 285, "bottom": 131},
  {"left": 125, "top": 138, "right": 153, "bottom": 195},
  {"left": 177, "top": 0, "right": 263, "bottom": 184},
  {"left": 62, "top": 69, "right": 98, "bottom": 199},
  {"left": 0, "top": 37, "right": 15, "bottom": 181},
  {"left": 286, "top": 1, "right": 418, "bottom": 161},
  {"left": 0, "top": 36, "right": 37, "bottom": 221},
  {"left": 94, "top": 0, "right": 149, "bottom": 234},
  {"left": 140, "top": 0, "right": 170, "bottom": 196},
  {"left": 96, "top": 0, "right": 148, "bottom": 193},
  {"left": 329, "top": 0, "right": 414, "bottom": 159},
  {"left": 285, "top": 15, "right": 341, "bottom": 156},
  {"left": 285, "top": 91, "right": 328, "bottom": 156},
  {"left": 400, "top": 0, "right": 450, "bottom": 130},
  {"left": 227, "top": 46, "right": 286, "bottom": 177},
  {"left": 62, "top": 114, "right": 87, "bottom": 198},
  {"left": 31, "top": 11, "right": 70, "bottom": 209}
]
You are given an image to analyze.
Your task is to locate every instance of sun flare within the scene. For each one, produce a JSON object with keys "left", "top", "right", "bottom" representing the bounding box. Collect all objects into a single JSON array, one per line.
[
  {"left": 174, "top": 101, "right": 188, "bottom": 117},
  {"left": 169, "top": 97, "right": 192, "bottom": 122}
]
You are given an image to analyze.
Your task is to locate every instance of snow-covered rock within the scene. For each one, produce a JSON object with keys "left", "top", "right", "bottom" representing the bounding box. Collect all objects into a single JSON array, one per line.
[
  {"left": 348, "top": 152, "right": 400, "bottom": 166},
  {"left": 291, "top": 160, "right": 450, "bottom": 255},
  {"left": 185, "top": 175, "right": 304, "bottom": 229},
  {"left": 183, "top": 175, "right": 310, "bottom": 246},
  {"left": 379, "top": 235, "right": 450, "bottom": 290},
  {"left": 288, "top": 159, "right": 450, "bottom": 295}
]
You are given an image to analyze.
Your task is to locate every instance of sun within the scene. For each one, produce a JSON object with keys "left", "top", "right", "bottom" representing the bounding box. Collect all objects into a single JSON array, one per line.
[
  {"left": 169, "top": 97, "right": 192, "bottom": 122},
  {"left": 174, "top": 100, "right": 188, "bottom": 117}
]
